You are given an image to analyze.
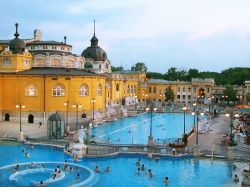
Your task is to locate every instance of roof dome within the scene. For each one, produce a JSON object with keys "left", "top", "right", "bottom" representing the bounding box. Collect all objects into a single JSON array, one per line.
[
  {"left": 9, "top": 23, "right": 25, "bottom": 54},
  {"left": 81, "top": 34, "right": 107, "bottom": 61},
  {"left": 48, "top": 112, "right": 62, "bottom": 121},
  {"left": 81, "top": 20, "right": 107, "bottom": 61}
]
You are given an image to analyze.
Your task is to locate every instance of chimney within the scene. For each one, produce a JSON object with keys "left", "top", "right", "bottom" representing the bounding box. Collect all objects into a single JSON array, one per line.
[{"left": 64, "top": 36, "right": 67, "bottom": 44}]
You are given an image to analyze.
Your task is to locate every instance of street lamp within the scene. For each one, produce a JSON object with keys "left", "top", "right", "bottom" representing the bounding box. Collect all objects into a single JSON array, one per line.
[
  {"left": 192, "top": 109, "right": 204, "bottom": 145},
  {"left": 146, "top": 104, "right": 157, "bottom": 145},
  {"left": 182, "top": 106, "right": 187, "bottom": 134},
  {"left": 142, "top": 93, "right": 148, "bottom": 107},
  {"left": 72, "top": 103, "right": 82, "bottom": 130},
  {"left": 225, "top": 112, "right": 240, "bottom": 146},
  {"left": 192, "top": 103, "right": 197, "bottom": 127},
  {"left": 16, "top": 104, "right": 25, "bottom": 132},
  {"left": 64, "top": 101, "right": 70, "bottom": 127},
  {"left": 91, "top": 99, "right": 96, "bottom": 121},
  {"left": 160, "top": 94, "right": 165, "bottom": 108}
]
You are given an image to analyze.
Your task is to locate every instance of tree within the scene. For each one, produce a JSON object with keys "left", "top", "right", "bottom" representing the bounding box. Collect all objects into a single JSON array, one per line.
[
  {"left": 111, "top": 66, "right": 124, "bottom": 72},
  {"left": 223, "top": 84, "right": 237, "bottom": 105},
  {"left": 165, "top": 86, "right": 175, "bottom": 102},
  {"left": 135, "top": 62, "right": 148, "bottom": 73},
  {"left": 186, "top": 69, "right": 199, "bottom": 81},
  {"left": 146, "top": 72, "right": 164, "bottom": 79},
  {"left": 164, "top": 67, "right": 178, "bottom": 81}
]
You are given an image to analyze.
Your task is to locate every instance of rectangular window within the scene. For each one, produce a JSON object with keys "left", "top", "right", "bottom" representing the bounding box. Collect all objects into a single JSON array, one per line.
[
  {"left": 177, "top": 95, "right": 180, "bottom": 99},
  {"left": 183, "top": 95, "right": 185, "bottom": 99}
]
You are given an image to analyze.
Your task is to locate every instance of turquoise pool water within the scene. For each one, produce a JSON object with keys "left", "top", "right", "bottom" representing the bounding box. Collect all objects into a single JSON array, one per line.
[
  {"left": 91, "top": 113, "right": 197, "bottom": 144},
  {"left": 0, "top": 144, "right": 234, "bottom": 187}
]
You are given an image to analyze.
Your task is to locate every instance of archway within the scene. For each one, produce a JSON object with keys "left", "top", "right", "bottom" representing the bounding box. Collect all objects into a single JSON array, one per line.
[
  {"left": 197, "top": 88, "right": 205, "bottom": 103},
  {"left": 28, "top": 114, "right": 34, "bottom": 123},
  {"left": 4, "top": 113, "right": 10, "bottom": 121}
]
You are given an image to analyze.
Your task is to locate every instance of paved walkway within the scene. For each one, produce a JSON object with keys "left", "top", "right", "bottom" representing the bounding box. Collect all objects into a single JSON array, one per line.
[
  {"left": 0, "top": 121, "right": 47, "bottom": 139},
  {"left": 188, "top": 114, "right": 231, "bottom": 156}
]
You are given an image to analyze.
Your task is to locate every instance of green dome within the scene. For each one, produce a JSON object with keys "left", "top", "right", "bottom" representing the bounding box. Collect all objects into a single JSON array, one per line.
[
  {"left": 81, "top": 34, "right": 107, "bottom": 61},
  {"left": 9, "top": 23, "right": 25, "bottom": 54},
  {"left": 9, "top": 38, "right": 25, "bottom": 54},
  {"left": 48, "top": 112, "right": 62, "bottom": 121}
]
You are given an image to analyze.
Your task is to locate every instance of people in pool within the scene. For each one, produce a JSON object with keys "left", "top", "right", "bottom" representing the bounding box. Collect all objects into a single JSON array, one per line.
[
  {"left": 25, "top": 152, "right": 30, "bottom": 158},
  {"left": 75, "top": 173, "right": 80, "bottom": 180},
  {"left": 163, "top": 177, "right": 169, "bottom": 184},
  {"left": 95, "top": 166, "right": 100, "bottom": 173},
  {"left": 148, "top": 169, "right": 153, "bottom": 178},
  {"left": 141, "top": 164, "right": 145, "bottom": 171},
  {"left": 136, "top": 158, "right": 141, "bottom": 166},
  {"left": 12, "top": 164, "right": 19, "bottom": 173},
  {"left": 105, "top": 166, "right": 110, "bottom": 172},
  {"left": 34, "top": 180, "right": 47, "bottom": 186},
  {"left": 234, "top": 174, "right": 239, "bottom": 182},
  {"left": 136, "top": 168, "right": 140, "bottom": 175}
]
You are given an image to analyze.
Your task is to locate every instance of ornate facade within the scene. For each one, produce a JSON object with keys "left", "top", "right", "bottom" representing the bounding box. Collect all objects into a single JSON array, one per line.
[{"left": 0, "top": 23, "right": 249, "bottom": 126}]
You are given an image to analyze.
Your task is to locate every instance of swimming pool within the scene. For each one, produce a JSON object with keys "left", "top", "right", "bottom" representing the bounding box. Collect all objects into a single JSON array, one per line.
[
  {"left": 0, "top": 143, "right": 236, "bottom": 187},
  {"left": 91, "top": 113, "right": 197, "bottom": 144}
]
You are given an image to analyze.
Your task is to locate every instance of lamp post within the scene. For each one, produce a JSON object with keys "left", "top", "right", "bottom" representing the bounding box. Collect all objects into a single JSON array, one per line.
[
  {"left": 16, "top": 104, "right": 25, "bottom": 132},
  {"left": 192, "top": 102, "right": 197, "bottom": 127},
  {"left": 72, "top": 103, "right": 82, "bottom": 130},
  {"left": 142, "top": 93, "right": 148, "bottom": 107},
  {"left": 91, "top": 99, "right": 96, "bottom": 121},
  {"left": 182, "top": 106, "right": 187, "bottom": 134},
  {"left": 146, "top": 104, "right": 157, "bottom": 145},
  {"left": 225, "top": 112, "right": 240, "bottom": 146},
  {"left": 64, "top": 101, "right": 70, "bottom": 127},
  {"left": 192, "top": 110, "right": 204, "bottom": 145}
]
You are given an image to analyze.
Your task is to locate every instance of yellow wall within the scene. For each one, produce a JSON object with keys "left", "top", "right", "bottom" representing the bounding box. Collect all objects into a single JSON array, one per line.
[{"left": 0, "top": 51, "right": 32, "bottom": 72}]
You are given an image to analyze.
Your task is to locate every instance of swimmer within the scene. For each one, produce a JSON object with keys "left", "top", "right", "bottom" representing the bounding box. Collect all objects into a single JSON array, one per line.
[
  {"left": 136, "top": 158, "right": 141, "bottom": 166},
  {"left": 64, "top": 164, "right": 69, "bottom": 170},
  {"left": 148, "top": 169, "right": 153, "bottom": 178},
  {"left": 30, "top": 162, "right": 35, "bottom": 168},
  {"left": 75, "top": 173, "right": 80, "bottom": 180},
  {"left": 95, "top": 166, "right": 100, "bottom": 173},
  {"left": 25, "top": 152, "right": 30, "bottom": 158},
  {"left": 12, "top": 164, "right": 20, "bottom": 173},
  {"left": 155, "top": 155, "right": 160, "bottom": 162},
  {"left": 34, "top": 180, "right": 47, "bottom": 186},
  {"left": 30, "top": 144, "right": 34, "bottom": 150},
  {"left": 69, "top": 167, "right": 73, "bottom": 172},
  {"left": 234, "top": 174, "right": 239, "bottom": 182},
  {"left": 105, "top": 166, "right": 110, "bottom": 172},
  {"left": 141, "top": 164, "right": 145, "bottom": 171},
  {"left": 163, "top": 177, "right": 169, "bottom": 184},
  {"left": 136, "top": 168, "right": 140, "bottom": 175}
]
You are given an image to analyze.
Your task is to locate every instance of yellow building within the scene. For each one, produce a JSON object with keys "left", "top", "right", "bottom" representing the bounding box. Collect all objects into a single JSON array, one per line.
[{"left": 4, "top": 23, "right": 249, "bottom": 132}]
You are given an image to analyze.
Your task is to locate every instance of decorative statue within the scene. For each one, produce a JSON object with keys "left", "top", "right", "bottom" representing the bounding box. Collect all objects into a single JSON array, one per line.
[{"left": 78, "top": 126, "right": 85, "bottom": 144}]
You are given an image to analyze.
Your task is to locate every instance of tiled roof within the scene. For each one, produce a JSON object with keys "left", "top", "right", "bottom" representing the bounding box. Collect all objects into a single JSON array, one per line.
[{"left": 0, "top": 67, "right": 104, "bottom": 77}]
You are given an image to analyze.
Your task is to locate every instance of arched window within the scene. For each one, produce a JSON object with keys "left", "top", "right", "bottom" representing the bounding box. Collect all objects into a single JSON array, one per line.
[
  {"left": 178, "top": 87, "right": 180, "bottom": 92},
  {"left": 51, "top": 59, "right": 61, "bottom": 67},
  {"left": 188, "top": 87, "right": 191, "bottom": 92},
  {"left": 36, "top": 59, "right": 45, "bottom": 67},
  {"left": 183, "top": 87, "right": 186, "bottom": 92},
  {"left": 105, "top": 63, "right": 109, "bottom": 69},
  {"left": 116, "top": 83, "right": 119, "bottom": 91},
  {"left": 52, "top": 84, "right": 65, "bottom": 96},
  {"left": 79, "top": 84, "right": 88, "bottom": 96},
  {"left": 25, "top": 84, "right": 37, "bottom": 96},
  {"left": 84, "top": 62, "right": 93, "bottom": 68},
  {"left": 66, "top": 60, "right": 74, "bottom": 68},
  {"left": 97, "top": 84, "right": 102, "bottom": 96}
]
